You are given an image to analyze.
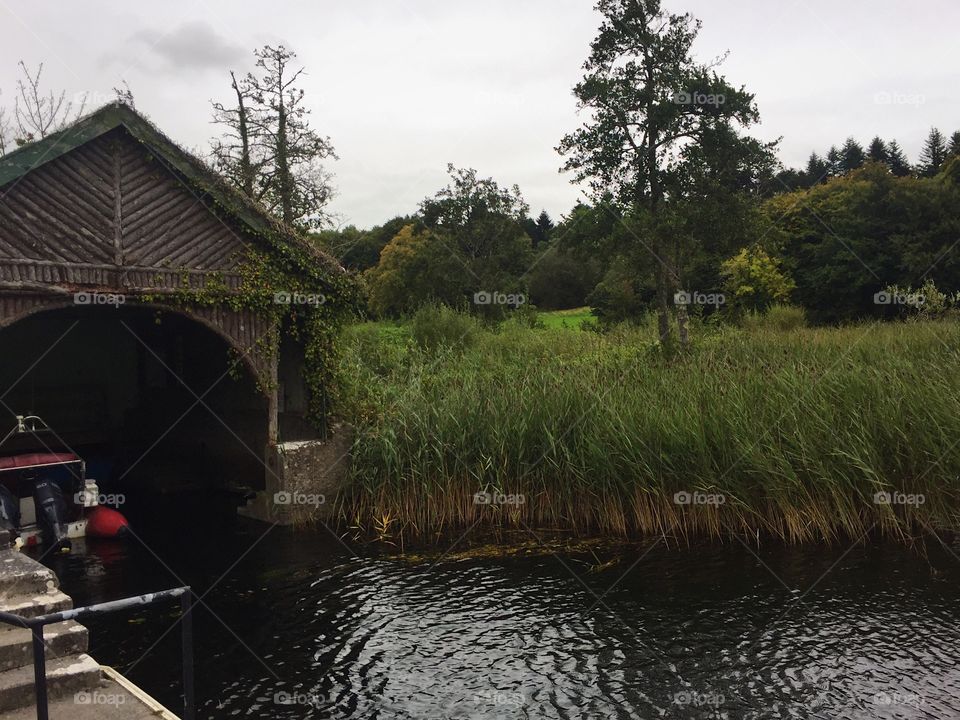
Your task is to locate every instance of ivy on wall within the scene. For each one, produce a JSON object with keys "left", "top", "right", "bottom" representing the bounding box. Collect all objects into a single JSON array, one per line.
[{"left": 143, "top": 233, "right": 359, "bottom": 436}]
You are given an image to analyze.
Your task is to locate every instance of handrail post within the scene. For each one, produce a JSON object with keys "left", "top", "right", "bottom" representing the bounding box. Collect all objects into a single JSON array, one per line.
[
  {"left": 181, "top": 590, "right": 195, "bottom": 720},
  {"left": 31, "top": 625, "right": 48, "bottom": 720}
]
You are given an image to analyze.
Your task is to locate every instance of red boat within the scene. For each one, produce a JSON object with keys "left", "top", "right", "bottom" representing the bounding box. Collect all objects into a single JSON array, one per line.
[{"left": 0, "top": 415, "right": 130, "bottom": 550}]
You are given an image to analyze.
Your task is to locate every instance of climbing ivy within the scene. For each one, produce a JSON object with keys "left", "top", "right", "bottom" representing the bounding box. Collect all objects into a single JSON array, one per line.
[
  {"left": 123, "top": 119, "right": 361, "bottom": 434},
  {"left": 142, "top": 232, "right": 359, "bottom": 436}
]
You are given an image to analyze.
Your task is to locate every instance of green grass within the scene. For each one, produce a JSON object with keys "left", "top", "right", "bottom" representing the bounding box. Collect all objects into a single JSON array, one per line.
[
  {"left": 539, "top": 307, "right": 598, "bottom": 330},
  {"left": 333, "top": 312, "right": 960, "bottom": 543}
]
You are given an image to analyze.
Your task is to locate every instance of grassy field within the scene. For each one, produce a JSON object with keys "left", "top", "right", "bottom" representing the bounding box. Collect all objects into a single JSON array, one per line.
[
  {"left": 538, "top": 306, "right": 598, "bottom": 330},
  {"left": 332, "top": 307, "right": 960, "bottom": 543}
]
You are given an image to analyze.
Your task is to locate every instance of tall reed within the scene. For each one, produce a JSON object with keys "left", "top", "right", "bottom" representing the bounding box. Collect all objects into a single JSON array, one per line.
[{"left": 334, "top": 315, "right": 960, "bottom": 543}]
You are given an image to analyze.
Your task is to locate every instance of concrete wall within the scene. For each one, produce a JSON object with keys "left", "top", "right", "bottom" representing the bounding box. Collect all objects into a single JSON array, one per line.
[{"left": 241, "top": 423, "right": 353, "bottom": 525}]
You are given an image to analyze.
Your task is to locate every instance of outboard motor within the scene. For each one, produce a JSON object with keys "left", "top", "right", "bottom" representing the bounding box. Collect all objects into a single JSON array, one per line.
[
  {"left": 33, "top": 478, "right": 71, "bottom": 552},
  {"left": 0, "top": 484, "right": 19, "bottom": 534}
]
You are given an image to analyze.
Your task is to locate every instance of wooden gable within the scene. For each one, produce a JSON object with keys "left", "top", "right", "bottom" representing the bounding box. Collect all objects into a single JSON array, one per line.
[{"left": 0, "top": 127, "right": 248, "bottom": 274}]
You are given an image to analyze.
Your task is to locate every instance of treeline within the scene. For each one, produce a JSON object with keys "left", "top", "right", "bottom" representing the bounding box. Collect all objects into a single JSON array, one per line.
[
  {"left": 317, "top": 1, "right": 960, "bottom": 337},
  {"left": 319, "top": 150, "right": 960, "bottom": 327},
  {"left": 776, "top": 128, "right": 960, "bottom": 188}
]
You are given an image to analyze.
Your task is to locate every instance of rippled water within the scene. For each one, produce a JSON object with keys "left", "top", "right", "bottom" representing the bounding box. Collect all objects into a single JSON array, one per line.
[{"left": 33, "top": 519, "right": 960, "bottom": 719}]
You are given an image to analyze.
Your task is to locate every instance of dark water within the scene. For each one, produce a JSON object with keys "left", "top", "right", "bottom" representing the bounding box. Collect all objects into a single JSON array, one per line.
[{"left": 31, "top": 518, "right": 960, "bottom": 719}]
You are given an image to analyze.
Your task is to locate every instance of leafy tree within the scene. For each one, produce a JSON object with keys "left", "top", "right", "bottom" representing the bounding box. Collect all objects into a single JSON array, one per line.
[
  {"left": 557, "top": 0, "right": 770, "bottom": 346},
  {"left": 867, "top": 136, "right": 888, "bottom": 164},
  {"left": 364, "top": 225, "right": 464, "bottom": 316},
  {"left": 315, "top": 216, "right": 413, "bottom": 272},
  {"left": 840, "top": 137, "right": 865, "bottom": 172},
  {"left": 553, "top": 201, "right": 618, "bottom": 260},
  {"left": 720, "top": 245, "right": 795, "bottom": 313},
  {"left": 768, "top": 162, "right": 960, "bottom": 322},
  {"left": 918, "top": 127, "right": 948, "bottom": 177},
  {"left": 419, "top": 164, "right": 533, "bottom": 302},
  {"left": 772, "top": 166, "right": 807, "bottom": 193},
  {"left": 528, "top": 249, "right": 601, "bottom": 309},
  {"left": 211, "top": 45, "right": 337, "bottom": 229}
]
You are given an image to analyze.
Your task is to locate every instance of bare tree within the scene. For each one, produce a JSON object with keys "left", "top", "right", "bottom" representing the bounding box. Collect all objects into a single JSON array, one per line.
[
  {"left": 13, "top": 61, "right": 86, "bottom": 144},
  {"left": 211, "top": 71, "right": 262, "bottom": 198},
  {"left": 211, "top": 45, "right": 337, "bottom": 230},
  {"left": 0, "top": 100, "right": 11, "bottom": 156}
]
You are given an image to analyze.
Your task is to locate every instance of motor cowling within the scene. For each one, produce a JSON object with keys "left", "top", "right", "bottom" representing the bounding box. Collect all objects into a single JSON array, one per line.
[{"left": 33, "top": 478, "right": 71, "bottom": 552}]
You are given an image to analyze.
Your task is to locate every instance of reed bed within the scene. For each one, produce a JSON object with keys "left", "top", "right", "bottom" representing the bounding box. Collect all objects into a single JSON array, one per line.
[{"left": 333, "top": 315, "right": 960, "bottom": 543}]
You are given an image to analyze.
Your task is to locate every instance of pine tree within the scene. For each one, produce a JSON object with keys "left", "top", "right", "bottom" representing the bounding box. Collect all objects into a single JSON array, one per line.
[
  {"left": 826, "top": 145, "right": 841, "bottom": 176},
  {"left": 867, "top": 136, "right": 888, "bottom": 164},
  {"left": 535, "top": 210, "right": 554, "bottom": 246},
  {"left": 804, "top": 152, "right": 829, "bottom": 185},
  {"left": 949, "top": 131, "right": 960, "bottom": 158},
  {"left": 886, "top": 140, "right": 911, "bottom": 177},
  {"left": 918, "top": 128, "right": 948, "bottom": 177},
  {"left": 840, "top": 137, "right": 865, "bottom": 173}
]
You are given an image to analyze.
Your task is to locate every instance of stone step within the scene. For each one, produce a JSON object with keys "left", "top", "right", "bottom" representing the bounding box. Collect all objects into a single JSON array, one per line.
[
  {"left": 0, "top": 652, "right": 101, "bottom": 713},
  {"left": 0, "top": 621, "right": 88, "bottom": 672},
  {"left": 2, "top": 590, "right": 73, "bottom": 619},
  {"left": 0, "top": 550, "right": 59, "bottom": 599}
]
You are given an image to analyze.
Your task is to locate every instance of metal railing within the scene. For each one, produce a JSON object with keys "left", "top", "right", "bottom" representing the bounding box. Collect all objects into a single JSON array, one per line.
[{"left": 0, "top": 586, "right": 194, "bottom": 720}]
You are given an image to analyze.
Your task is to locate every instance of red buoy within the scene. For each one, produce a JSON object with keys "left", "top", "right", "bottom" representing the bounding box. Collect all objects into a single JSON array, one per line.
[{"left": 86, "top": 505, "right": 131, "bottom": 539}]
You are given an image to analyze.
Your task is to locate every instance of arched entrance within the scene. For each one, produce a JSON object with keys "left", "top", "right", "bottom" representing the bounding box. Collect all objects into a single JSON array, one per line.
[{"left": 0, "top": 304, "right": 270, "bottom": 517}]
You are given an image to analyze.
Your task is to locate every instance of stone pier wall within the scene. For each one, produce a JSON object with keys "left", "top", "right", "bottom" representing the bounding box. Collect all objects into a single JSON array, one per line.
[{"left": 240, "top": 424, "right": 353, "bottom": 525}]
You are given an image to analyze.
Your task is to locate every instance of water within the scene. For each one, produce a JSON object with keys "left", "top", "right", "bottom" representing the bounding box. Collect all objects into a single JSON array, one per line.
[{"left": 31, "top": 520, "right": 960, "bottom": 719}]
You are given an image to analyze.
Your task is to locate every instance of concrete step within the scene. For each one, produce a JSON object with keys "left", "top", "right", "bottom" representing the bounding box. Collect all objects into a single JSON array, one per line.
[
  {"left": 0, "top": 621, "right": 88, "bottom": 672},
  {"left": 0, "top": 550, "right": 59, "bottom": 600},
  {"left": 0, "top": 652, "right": 101, "bottom": 713},
  {"left": 3, "top": 673, "right": 179, "bottom": 720},
  {"left": 2, "top": 590, "right": 73, "bottom": 619}
]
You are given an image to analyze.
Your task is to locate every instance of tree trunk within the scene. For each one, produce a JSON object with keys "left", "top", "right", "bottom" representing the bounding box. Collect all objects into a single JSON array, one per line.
[
  {"left": 654, "top": 258, "right": 671, "bottom": 345},
  {"left": 277, "top": 101, "right": 292, "bottom": 225},
  {"left": 230, "top": 72, "right": 255, "bottom": 199},
  {"left": 676, "top": 299, "right": 690, "bottom": 348}
]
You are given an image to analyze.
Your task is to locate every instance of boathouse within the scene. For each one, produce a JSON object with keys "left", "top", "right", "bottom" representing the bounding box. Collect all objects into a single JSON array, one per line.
[{"left": 0, "top": 102, "right": 349, "bottom": 522}]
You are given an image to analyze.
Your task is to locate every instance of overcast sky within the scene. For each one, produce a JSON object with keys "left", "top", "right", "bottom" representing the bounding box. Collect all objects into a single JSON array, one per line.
[{"left": 0, "top": 0, "right": 956, "bottom": 228}]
